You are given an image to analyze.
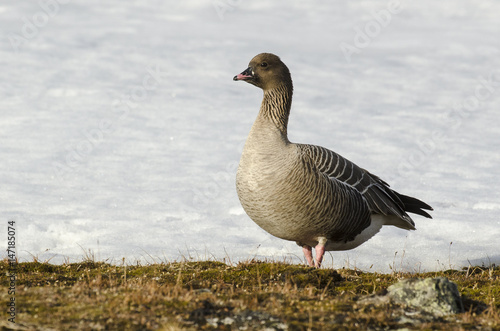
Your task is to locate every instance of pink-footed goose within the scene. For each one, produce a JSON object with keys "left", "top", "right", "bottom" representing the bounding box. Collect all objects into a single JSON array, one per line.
[{"left": 234, "top": 53, "right": 433, "bottom": 268}]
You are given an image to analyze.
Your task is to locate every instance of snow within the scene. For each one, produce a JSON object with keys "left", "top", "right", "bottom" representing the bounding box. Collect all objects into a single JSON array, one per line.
[{"left": 1, "top": 0, "right": 499, "bottom": 272}]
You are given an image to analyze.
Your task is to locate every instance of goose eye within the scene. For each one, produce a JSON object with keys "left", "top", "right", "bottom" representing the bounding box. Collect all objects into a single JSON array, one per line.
[{"left": 260, "top": 62, "right": 268, "bottom": 67}]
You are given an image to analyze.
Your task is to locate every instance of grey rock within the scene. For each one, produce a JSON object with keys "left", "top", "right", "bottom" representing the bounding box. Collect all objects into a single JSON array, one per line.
[{"left": 387, "top": 277, "right": 464, "bottom": 316}]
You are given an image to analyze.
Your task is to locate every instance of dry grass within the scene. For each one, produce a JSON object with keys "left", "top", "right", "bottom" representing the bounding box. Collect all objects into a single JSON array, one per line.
[{"left": 0, "top": 258, "right": 498, "bottom": 330}]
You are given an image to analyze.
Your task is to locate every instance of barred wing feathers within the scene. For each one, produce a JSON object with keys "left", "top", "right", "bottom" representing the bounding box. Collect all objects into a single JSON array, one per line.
[{"left": 298, "top": 144, "right": 433, "bottom": 229}]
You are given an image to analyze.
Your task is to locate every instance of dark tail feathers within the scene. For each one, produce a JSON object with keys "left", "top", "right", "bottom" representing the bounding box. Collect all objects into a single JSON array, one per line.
[{"left": 397, "top": 193, "right": 433, "bottom": 219}]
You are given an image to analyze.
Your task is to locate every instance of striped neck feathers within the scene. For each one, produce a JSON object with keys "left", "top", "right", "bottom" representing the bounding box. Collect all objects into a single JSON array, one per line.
[{"left": 259, "top": 82, "right": 293, "bottom": 136}]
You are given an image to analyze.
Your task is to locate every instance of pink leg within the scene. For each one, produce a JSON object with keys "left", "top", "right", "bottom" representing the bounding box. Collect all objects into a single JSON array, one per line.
[
  {"left": 314, "top": 245, "right": 326, "bottom": 268},
  {"left": 302, "top": 245, "right": 314, "bottom": 267}
]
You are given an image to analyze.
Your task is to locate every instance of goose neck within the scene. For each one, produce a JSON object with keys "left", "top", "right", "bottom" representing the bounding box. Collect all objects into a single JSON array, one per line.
[{"left": 260, "top": 83, "right": 293, "bottom": 135}]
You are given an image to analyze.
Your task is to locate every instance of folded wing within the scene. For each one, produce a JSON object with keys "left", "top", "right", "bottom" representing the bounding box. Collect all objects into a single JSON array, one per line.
[{"left": 298, "top": 144, "right": 433, "bottom": 230}]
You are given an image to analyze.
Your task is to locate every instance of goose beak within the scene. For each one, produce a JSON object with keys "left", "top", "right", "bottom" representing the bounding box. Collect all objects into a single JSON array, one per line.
[{"left": 233, "top": 67, "right": 253, "bottom": 81}]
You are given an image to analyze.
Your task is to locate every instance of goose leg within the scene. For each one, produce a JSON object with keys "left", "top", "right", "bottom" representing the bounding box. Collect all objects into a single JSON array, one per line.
[
  {"left": 314, "top": 245, "right": 326, "bottom": 268},
  {"left": 302, "top": 245, "right": 314, "bottom": 267},
  {"left": 314, "top": 237, "right": 328, "bottom": 268}
]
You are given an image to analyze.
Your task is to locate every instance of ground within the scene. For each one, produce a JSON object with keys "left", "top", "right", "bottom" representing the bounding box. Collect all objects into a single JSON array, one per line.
[{"left": 1, "top": 259, "right": 498, "bottom": 330}]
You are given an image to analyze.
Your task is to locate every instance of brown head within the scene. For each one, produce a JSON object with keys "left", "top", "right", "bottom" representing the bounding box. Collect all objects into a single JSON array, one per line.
[{"left": 233, "top": 53, "right": 293, "bottom": 91}]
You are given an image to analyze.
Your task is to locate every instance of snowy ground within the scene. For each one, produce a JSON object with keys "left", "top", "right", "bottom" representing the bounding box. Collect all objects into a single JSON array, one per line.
[{"left": 1, "top": 0, "right": 499, "bottom": 272}]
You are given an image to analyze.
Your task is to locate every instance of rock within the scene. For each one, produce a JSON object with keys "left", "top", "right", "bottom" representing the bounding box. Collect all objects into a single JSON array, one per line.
[{"left": 387, "top": 277, "right": 464, "bottom": 316}]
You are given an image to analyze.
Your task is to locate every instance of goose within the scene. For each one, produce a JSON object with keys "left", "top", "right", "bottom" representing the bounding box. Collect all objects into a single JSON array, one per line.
[{"left": 233, "top": 53, "right": 433, "bottom": 268}]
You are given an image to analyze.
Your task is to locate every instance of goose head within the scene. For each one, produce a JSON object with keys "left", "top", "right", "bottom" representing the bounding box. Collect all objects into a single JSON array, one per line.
[{"left": 233, "top": 53, "right": 292, "bottom": 91}]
